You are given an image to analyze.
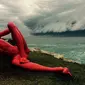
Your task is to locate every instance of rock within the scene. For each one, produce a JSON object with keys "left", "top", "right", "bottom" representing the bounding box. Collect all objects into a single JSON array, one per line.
[{"left": 30, "top": 47, "right": 79, "bottom": 64}]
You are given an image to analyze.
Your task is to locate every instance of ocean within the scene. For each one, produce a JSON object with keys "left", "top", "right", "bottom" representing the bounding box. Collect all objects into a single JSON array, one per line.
[{"left": 25, "top": 36, "right": 85, "bottom": 64}]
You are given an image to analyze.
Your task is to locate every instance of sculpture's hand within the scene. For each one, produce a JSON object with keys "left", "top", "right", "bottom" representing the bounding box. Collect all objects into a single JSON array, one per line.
[
  {"left": 19, "top": 57, "right": 29, "bottom": 64},
  {"left": 62, "top": 67, "right": 72, "bottom": 76}
]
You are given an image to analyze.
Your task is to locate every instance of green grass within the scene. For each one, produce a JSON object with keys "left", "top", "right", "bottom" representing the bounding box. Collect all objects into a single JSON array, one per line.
[{"left": 0, "top": 51, "right": 85, "bottom": 85}]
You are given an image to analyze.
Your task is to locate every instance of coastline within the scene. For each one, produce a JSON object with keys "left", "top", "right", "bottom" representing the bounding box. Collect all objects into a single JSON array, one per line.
[{"left": 30, "top": 47, "right": 80, "bottom": 64}]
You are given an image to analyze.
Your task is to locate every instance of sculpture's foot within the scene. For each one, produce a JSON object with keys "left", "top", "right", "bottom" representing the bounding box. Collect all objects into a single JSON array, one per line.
[
  {"left": 20, "top": 58, "right": 29, "bottom": 64},
  {"left": 63, "top": 67, "right": 72, "bottom": 76}
]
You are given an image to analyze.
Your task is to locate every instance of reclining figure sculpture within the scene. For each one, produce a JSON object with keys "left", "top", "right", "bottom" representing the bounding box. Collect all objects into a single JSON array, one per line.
[{"left": 0, "top": 22, "right": 72, "bottom": 76}]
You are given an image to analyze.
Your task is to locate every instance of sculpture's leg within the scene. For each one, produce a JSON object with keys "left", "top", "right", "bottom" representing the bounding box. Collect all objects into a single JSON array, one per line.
[
  {"left": 0, "top": 26, "right": 30, "bottom": 55},
  {"left": 12, "top": 55, "right": 72, "bottom": 76},
  {"left": 9, "top": 25, "right": 30, "bottom": 54},
  {"left": 15, "top": 28, "right": 30, "bottom": 54},
  {"left": 7, "top": 22, "right": 28, "bottom": 60}
]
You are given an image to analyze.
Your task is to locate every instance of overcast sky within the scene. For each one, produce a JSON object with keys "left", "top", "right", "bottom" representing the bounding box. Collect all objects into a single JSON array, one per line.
[{"left": 0, "top": 0, "right": 85, "bottom": 35}]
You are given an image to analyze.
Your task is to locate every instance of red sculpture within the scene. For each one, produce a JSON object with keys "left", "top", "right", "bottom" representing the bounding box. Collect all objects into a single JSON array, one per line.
[{"left": 0, "top": 22, "right": 72, "bottom": 76}]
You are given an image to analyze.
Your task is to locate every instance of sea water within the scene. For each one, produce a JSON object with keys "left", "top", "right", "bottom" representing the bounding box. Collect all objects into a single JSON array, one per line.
[{"left": 25, "top": 36, "right": 85, "bottom": 64}]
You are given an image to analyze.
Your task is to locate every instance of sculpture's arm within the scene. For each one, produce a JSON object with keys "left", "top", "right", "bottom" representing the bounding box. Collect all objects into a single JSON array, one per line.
[{"left": 0, "top": 28, "right": 10, "bottom": 37}]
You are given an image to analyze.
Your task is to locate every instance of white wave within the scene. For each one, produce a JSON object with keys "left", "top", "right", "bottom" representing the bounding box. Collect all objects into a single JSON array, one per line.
[{"left": 28, "top": 44, "right": 57, "bottom": 47}]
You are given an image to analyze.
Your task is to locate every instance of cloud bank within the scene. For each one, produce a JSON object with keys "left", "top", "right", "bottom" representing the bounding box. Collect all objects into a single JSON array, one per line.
[{"left": 0, "top": 0, "right": 85, "bottom": 35}]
